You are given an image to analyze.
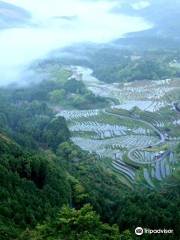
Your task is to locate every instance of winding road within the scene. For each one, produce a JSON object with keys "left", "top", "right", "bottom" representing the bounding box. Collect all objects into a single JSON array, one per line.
[
  {"left": 71, "top": 65, "right": 171, "bottom": 168},
  {"left": 104, "top": 109, "right": 165, "bottom": 164}
]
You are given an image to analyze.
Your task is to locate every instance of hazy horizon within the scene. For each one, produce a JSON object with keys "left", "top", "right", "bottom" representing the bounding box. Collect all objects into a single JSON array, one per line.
[{"left": 0, "top": 0, "right": 152, "bottom": 86}]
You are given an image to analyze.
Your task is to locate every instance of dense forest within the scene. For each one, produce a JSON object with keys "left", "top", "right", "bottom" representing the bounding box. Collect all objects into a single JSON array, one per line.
[
  {"left": 57, "top": 46, "right": 180, "bottom": 83},
  {"left": 0, "top": 77, "right": 179, "bottom": 240},
  {"left": 0, "top": 0, "right": 180, "bottom": 239}
]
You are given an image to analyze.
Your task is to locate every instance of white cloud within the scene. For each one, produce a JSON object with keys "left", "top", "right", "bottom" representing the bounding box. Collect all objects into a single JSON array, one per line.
[
  {"left": 0, "top": 0, "right": 152, "bottom": 85},
  {"left": 131, "top": 1, "right": 150, "bottom": 10}
]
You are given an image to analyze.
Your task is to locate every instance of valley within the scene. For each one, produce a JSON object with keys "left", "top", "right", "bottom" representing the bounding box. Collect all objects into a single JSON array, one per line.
[
  {"left": 58, "top": 66, "right": 180, "bottom": 188},
  {"left": 0, "top": 0, "right": 180, "bottom": 239}
]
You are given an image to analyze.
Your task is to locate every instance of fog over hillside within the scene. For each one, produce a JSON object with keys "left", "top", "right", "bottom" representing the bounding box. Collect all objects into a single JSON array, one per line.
[
  {"left": 0, "top": 2, "right": 180, "bottom": 239},
  {"left": 0, "top": 0, "right": 152, "bottom": 86}
]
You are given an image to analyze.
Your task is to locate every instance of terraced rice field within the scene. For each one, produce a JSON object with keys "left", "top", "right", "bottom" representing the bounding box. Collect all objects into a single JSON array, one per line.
[
  {"left": 70, "top": 66, "right": 180, "bottom": 112},
  {"left": 141, "top": 151, "right": 177, "bottom": 187},
  {"left": 57, "top": 66, "right": 179, "bottom": 188},
  {"left": 59, "top": 109, "right": 100, "bottom": 120},
  {"left": 58, "top": 109, "right": 165, "bottom": 186}
]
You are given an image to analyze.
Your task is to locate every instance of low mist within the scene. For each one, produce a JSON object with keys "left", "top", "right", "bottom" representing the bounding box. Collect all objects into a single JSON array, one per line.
[{"left": 0, "top": 0, "right": 152, "bottom": 86}]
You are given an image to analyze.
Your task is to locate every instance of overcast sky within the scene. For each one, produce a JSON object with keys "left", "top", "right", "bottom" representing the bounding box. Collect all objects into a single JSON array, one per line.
[{"left": 0, "top": 0, "right": 152, "bottom": 85}]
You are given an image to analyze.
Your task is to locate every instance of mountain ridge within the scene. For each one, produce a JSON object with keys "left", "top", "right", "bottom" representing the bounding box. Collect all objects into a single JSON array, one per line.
[{"left": 0, "top": 1, "right": 31, "bottom": 28}]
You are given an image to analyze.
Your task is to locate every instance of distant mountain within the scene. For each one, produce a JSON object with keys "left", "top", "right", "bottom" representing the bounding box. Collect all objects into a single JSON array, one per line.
[
  {"left": 0, "top": 1, "right": 31, "bottom": 28},
  {"left": 115, "top": 0, "right": 180, "bottom": 40},
  {"left": 138, "top": 0, "right": 180, "bottom": 39},
  {"left": 111, "top": 0, "right": 180, "bottom": 49}
]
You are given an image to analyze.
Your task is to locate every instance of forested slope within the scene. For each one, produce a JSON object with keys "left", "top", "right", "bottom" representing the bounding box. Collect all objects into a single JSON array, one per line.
[{"left": 0, "top": 81, "right": 179, "bottom": 239}]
